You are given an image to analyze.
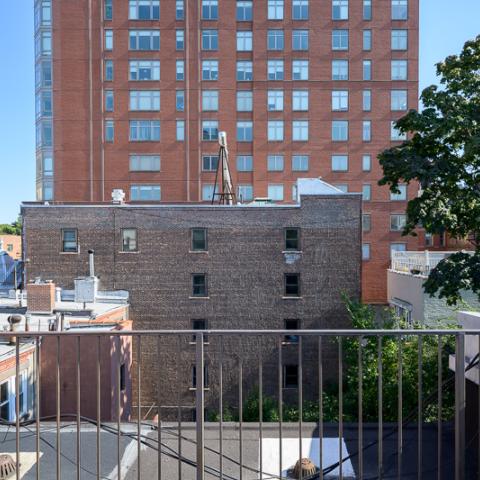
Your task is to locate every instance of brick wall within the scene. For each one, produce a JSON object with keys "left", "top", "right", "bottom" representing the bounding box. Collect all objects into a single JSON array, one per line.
[{"left": 26, "top": 282, "right": 56, "bottom": 314}]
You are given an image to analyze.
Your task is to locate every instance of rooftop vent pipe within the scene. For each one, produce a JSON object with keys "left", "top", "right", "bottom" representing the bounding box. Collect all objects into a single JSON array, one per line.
[
  {"left": 7, "top": 314, "right": 23, "bottom": 345},
  {"left": 88, "top": 249, "right": 95, "bottom": 278}
]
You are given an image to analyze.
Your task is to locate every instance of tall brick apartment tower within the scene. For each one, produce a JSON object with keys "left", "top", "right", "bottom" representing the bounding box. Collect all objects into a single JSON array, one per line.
[{"left": 35, "top": 0, "right": 420, "bottom": 303}]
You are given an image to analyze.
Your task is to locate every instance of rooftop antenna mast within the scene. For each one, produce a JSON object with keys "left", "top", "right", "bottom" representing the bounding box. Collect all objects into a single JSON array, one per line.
[{"left": 212, "top": 131, "right": 237, "bottom": 205}]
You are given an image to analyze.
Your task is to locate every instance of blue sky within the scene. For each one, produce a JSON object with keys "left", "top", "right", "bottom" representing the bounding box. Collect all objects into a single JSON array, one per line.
[{"left": 0, "top": 0, "right": 479, "bottom": 223}]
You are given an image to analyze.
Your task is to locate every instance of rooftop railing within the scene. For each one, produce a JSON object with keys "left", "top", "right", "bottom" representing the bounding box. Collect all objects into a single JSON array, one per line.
[{"left": 390, "top": 251, "right": 473, "bottom": 276}]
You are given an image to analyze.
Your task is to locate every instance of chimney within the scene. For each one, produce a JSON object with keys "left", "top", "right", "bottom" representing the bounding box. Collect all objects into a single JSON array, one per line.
[{"left": 27, "top": 280, "right": 56, "bottom": 314}]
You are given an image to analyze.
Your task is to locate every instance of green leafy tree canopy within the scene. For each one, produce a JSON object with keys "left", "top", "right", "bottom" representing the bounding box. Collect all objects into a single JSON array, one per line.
[{"left": 0, "top": 219, "right": 21, "bottom": 236}]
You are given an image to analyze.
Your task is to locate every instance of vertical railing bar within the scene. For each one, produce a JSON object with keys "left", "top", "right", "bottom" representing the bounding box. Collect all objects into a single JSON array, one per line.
[
  {"left": 299, "top": 336, "right": 303, "bottom": 480},
  {"left": 35, "top": 337, "right": 41, "bottom": 480},
  {"left": 57, "top": 335, "right": 61, "bottom": 480},
  {"left": 478, "top": 334, "right": 480, "bottom": 480},
  {"left": 278, "top": 336, "right": 283, "bottom": 480},
  {"left": 157, "top": 336, "right": 162, "bottom": 480},
  {"left": 97, "top": 335, "right": 101, "bottom": 480},
  {"left": 137, "top": 336, "right": 142, "bottom": 480},
  {"left": 438, "top": 336, "right": 442, "bottom": 480},
  {"left": 418, "top": 336, "right": 423, "bottom": 480},
  {"left": 259, "top": 338, "right": 263, "bottom": 480},
  {"left": 76, "top": 335, "right": 81, "bottom": 480},
  {"left": 239, "top": 357, "right": 243, "bottom": 480},
  {"left": 219, "top": 336, "right": 224, "bottom": 480},
  {"left": 15, "top": 340, "right": 20, "bottom": 480},
  {"left": 358, "top": 336, "right": 363, "bottom": 480},
  {"left": 378, "top": 336, "right": 383, "bottom": 479},
  {"left": 455, "top": 334, "right": 466, "bottom": 480},
  {"left": 397, "top": 336, "right": 403, "bottom": 480},
  {"left": 339, "top": 337, "right": 343, "bottom": 480},
  {"left": 117, "top": 336, "right": 121, "bottom": 480},
  {"left": 319, "top": 336, "right": 323, "bottom": 480},
  {"left": 177, "top": 336, "right": 182, "bottom": 480},
  {"left": 196, "top": 332, "right": 205, "bottom": 480}
]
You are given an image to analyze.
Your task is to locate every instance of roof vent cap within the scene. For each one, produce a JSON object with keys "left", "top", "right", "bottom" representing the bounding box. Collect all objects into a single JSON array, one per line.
[{"left": 111, "top": 189, "right": 126, "bottom": 204}]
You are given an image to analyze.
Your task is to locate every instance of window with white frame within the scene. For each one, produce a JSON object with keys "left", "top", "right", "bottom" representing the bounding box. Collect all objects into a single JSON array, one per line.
[
  {"left": 331, "top": 155, "right": 348, "bottom": 171},
  {"left": 129, "top": 60, "right": 160, "bottom": 81},
  {"left": 362, "top": 184, "right": 371, "bottom": 201},
  {"left": 105, "top": 60, "right": 114, "bottom": 81},
  {"left": 238, "top": 184, "right": 253, "bottom": 201},
  {"left": 176, "top": 0, "right": 184, "bottom": 19},
  {"left": 390, "top": 243, "right": 407, "bottom": 257},
  {"left": 129, "top": 120, "right": 160, "bottom": 141},
  {"left": 121, "top": 229, "right": 138, "bottom": 252},
  {"left": 292, "top": 0, "right": 309, "bottom": 20},
  {"left": 391, "top": 60, "right": 407, "bottom": 80},
  {"left": 176, "top": 30, "right": 185, "bottom": 50},
  {"left": 237, "top": 31, "right": 253, "bottom": 51},
  {"left": 292, "top": 184, "right": 298, "bottom": 201},
  {"left": 268, "top": 121, "right": 284, "bottom": 141},
  {"left": 332, "top": 90, "right": 348, "bottom": 111},
  {"left": 237, "top": 91, "right": 253, "bottom": 111},
  {"left": 363, "top": 60, "right": 372, "bottom": 80},
  {"left": 202, "top": 60, "right": 218, "bottom": 80},
  {"left": 105, "top": 30, "right": 113, "bottom": 50},
  {"left": 391, "top": 121, "right": 406, "bottom": 141},
  {"left": 392, "top": 0, "right": 408, "bottom": 20},
  {"left": 332, "top": 120, "right": 348, "bottom": 141},
  {"left": 268, "top": 60, "right": 284, "bottom": 80},
  {"left": 332, "top": 29, "right": 348, "bottom": 50},
  {"left": 129, "top": 30, "right": 160, "bottom": 50},
  {"left": 391, "top": 90, "right": 407, "bottom": 111},
  {"left": 268, "top": 155, "right": 284, "bottom": 171},
  {"left": 176, "top": 90, "right": 185, "bottom": 111},
  {"left": 363, "top": 29, "right": 372, "bottom": 50},
  {"left": 237, "top": 155, "right": 253, "bottom": 171},
  {"left": 363, "top": 90, "right": 372, "bottom": 111},
  {"left": 332, "top": 0, "right": 348, "bottom": 20},
  {"left": 202, "top": 155, "right": 219, "bottom": 171},
  {"left": 390, "top": 184, "right": 407, "bottom": 201},
  {"left": 332, "top": 60, "right": 348, "bottom": 80},
  {"left": 202, "top": 184, "right": 215, "bottom": 201},
  {"left": 129, "top": 0, "right": 160, "bottom": 20},
  {"left": 202, "top": 90, "right": 219, "bottom": 111},
  {"left": 104, "top": 90, "right": 114, "bottom": 112},
  {"left": 202, "top": 0, "right": 218, "bottom": 19},
  {"left": 237, "top": 1, "right": 253, "bottom": 21},
  {"left": 293, "top": 120, "right": 309, "bottom": 141},
  {"left": 129, "top": 90, "right": 160, "bottom": 111},
  {"left": 0, "top": 381, "right": 10, "bottom": 421},
  {"left": 335, "top": 184, "right": 348, "bottom": 193},
  {"left": 363, "top": 120, "right": 371, "bottom": 141},
  {"left": 176, "top": 60, "right": 185, "bottom": 80},
  {"left": 390, "top": 214, "right": 406, "bottom": 231},
  {"left": 292, "top": 155, "right": 309, "bottom": 171},
  {"left": 292, "top": 60, "right": 309, "bottom": 80},
  {"left": 268, "top": 90, "right": 284, "bottom": 111},
  {"left": 292, "top": 30, "right": 308, "bottom": 50},
  {"left": 292, "top": 90, "right": 308, "bottom": 111},
  {"left": 391, "top": 30, "right": 408, "bottom": 50},
  {"left": 237, "top": 121, "right": 253, "bottom": 142},
  {"left": 130, "top": 155, "right": 160, "bottom": 172},
  {"left": 176, "top": 120, "right": 185, "bottom": 140},
  {"left": 268, "top": 0, "right": 284, "bottom": 19},
  {"left": 362, "top": 154, "right": 371, "bottom": 171},
  {"left": 268, "top": 184, "right": 284, "bottom": 201},
  {"left": 202, "top": 30, "right": 218, "bottom": 50},
  {"left": 105, "top": 120, "right": 114, "bottom": 142},
  {"left": 130, "top": 185, "right": 161, "bottom": 201},
  {"left": 202, "top": 121, "right": 219, "bottom": 141},
  {"left": 268, "top": 30, "right": 284, "bottom": 50},
  {"left": 237, "top": 61, "right": 253, "bottom": 81}
]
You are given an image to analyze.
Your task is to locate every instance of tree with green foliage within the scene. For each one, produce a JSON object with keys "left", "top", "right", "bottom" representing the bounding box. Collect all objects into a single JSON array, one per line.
[
  {"left": 378, "top": 35, "right": 480, "bottom": 305},
  {"left": 0, "top": 219, "right": 21, "bottom": 236}
]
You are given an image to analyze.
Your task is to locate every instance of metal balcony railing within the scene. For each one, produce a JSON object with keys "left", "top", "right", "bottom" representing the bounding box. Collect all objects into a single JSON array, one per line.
[{"left": 0, "top": 329, "right": 478, "bottom": 480}]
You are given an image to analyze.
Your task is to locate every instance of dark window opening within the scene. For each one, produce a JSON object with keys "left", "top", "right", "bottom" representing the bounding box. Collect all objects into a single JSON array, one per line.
[
  {"left": 62, "top": 229, "right": 78, "bottom": 253},
  {"left": 285, "top": 228, "right": 300, "bottom": 250},
  {"left": 192, "top": 228, "right": 207, "bottom": 251},
  {"left": 284, "top": 273, "right": 300, "bottom": 297},
  {"left": 192, "top": 365, "right": 209, "bottom": 389},
  {"left": 192, "top": 274, "right": 207, "bottom": 297},
  {"left": 284, "top": 319, "right": 300, "bottom": 344},
  {"left": 120, "top": 364, "right": 126, "bottom": 391},
  {"left": 192, "top": 319, "right": 208, "bottom": 343},
  {"left": 283, "top": 365, "right": 298, "bottom": 388}
]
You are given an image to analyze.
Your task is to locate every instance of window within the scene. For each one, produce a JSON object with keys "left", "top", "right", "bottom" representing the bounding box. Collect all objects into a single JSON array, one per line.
[
  {"left": 121, "top": 229, "right": 137, "bottom": 252},
  {"left": 362, "top": 243, "right": 370, "bottom": 260},
  {"left": 292, "top": 30, "right": 308, "bottom": 50},
  {"left": 129, "top": 30, "right": 160, "bottom": 50},
  {"left": 105, "top": 0, "right": 113, "bottom": 20},
  {"left": 237, "top": 121, "right": 253, "bottom": 142},
  {"left": 129, "top": 60, "right": 160, "bottom": 81},
  {"left": 284, "top": 273, "right": 300, "bottom": 296},
  {"left": 192, "top": 319, "right": 208, "bottom": 342},
  {"left": 105, "top": 120, "right": 114, "bottom": 142},
  {"left": 362, "top": 90, "right": 372, "bottom": 111},
  {"left": 237, "top": 1, "right": 253, "bottom": 21},
  {"left": 202, "top": 0, "right": 218, "bottom": 20},
  {"left": 332, "top": 0, "right": 348, "bottom": 20},
  {"left": 192, "top": 228, "right": 207, "bottom": 251},
  {"left": 391, "top": 60, "right": 408, "bottom": 80},
  {"left": 293, "top": 60, "right": 309, "bottom": 80},
  {"left": 130, "top": 185, "right": 161, "bottom": 201},
  {"left": 176, "top": 90, "right": 185, "bottom": 111},
  {"left": 391, "top": 214, "right": 406, "bottom": 231},
  {"left": 105, "top": 30, "right": 113, "bottom": 50},
  {"left": 191, "top": 365, "right": 209, "bottom": 389},
  {"left": 39, "top": 60, "right": 53, "bottom": 86},
  {"left": 176, "top": 30, "right": 185, "bottom": 50},
  {"left": 363, "top": 30, "right": 372, "bottom": 50},
  {"left": 237, "top": 31, "right": 253, "bottom": 51},
  {"left": 38, "top": 31, "right": 52, "bottom": 56},
  {"left": 268, "top": 30, "right": 284, "bottom": 50},
  {"left": 363, "top": 60, "right": 372, "bottom": 80},
  {"left": 425, "top": 233, "right": 433, "bottom": 247},
  {"left": 293, "top": 121, "right": 309, "bottom": 141},
  {"left": 292, "top": 0, "right": 309, "bottom": 20},
  {"left": 391, "top": 243, "right": 407, "bottom": 257},
  {"left": 6, "top": 244, "right": 13, "bottom": 252},
  {"left": 284, "top": 319, "right": 300, "bottom": 344},
  {"left": 362, "top": 184, "right": 371, "bottom": 201},
  {"left": 268, "top": 121, "right": 284, "bottom": 141},
  {"left": 292, "top": 184, "right": 298, "bottom": 201},
  {"left": 335, "top": 184, "right": 348, "bottom": 193},
  {"left": 192, "top": 274, "right": 207, "bottom": 297},
  {"left": 332, "top": 91, "right": 348, "bottom": 111},
  {"left": 202, "top": 121, "right": 219, "bottom": 141},
  {"left": 362, "top": 214, "right": 371, "bottom": 232},
  {"left": 285, "top": 228, "right": 300, "bottom": 250},
  {"left": 392, "top": 0, "right": 408, "bottom": 20},
  {"left": 202, "top": 30, "right": 218, "bottom": 50},
  {"left": 62, "top": 229, "right": 78, "bottom": 253},
  {"left": 130, "top": 90, "right": 160, "bottom": 111},
  {"left": 40, "top": 91, "right": 52, "bottom": 116},
  {"left": 332, "top": 121, "right": 348, "bottom": 141},
  {"left": 292, "top": 155, "right": 309, "bottom": 171},
  {"left": 176, "top": 60, "right": 185, "bottom": 80},
  {"left": 293, "top": 91, "right": 308, "bottom": 111},
  {"left": 331, "top": 155, "right": 348, "bottom": 171},
  {"left": 176, "top": 120, "right": 185, "bottom": 141},
  {"left": 391, "top": 90, "right": 408, "bottom": 111},
  {"left": 362, "top": 155, "right": 371, "bottom": 171},
  {"left": 129, "top": 120, "right": 160, "bottom": 141},
  {"left": 237, "top": 155, "right": 253, "bottom": 172},
  {"left": 268, "top": 184, "right": 284, "bottom": 201},
  {"left": 202, "top": 155, "right": 218, "bottom": 171},
  {"left": 129, "top": 0, "right": 160, "bottom": 20},
  {"left": 363, "top": 120, "right": 371, "bottom": 142},
  {"left": 129, "top": 155, "right": 160, "bottom": 171},
  {"left": 0, "top": 382, "right": 10, "bottom": 420},
  {"left": 176, "top": 0, "right": 184, "bottom": 19},
  {"left": 363, "top": 0, "right": 372, "bottom": 20},
  {"left": 332, "top": 30, "right": 348, "bottom": 50},
  {"left": 237, "top": 91, "right": 253, "bottom": 111},
  {"left": 283, "top": 365, "right": 299, "bottom": 388},
  {"left": 332, "top": 60, "right": 348, "bottom": 80},
  {"left": 202, "top": 60, "right": 218, "bottom": 80},
  {"left": 390, "top": 184, "right": 407, "bottom": 201},
  {"left": 238, "top": 185, "right": 253, "bottom": 201},
  {"left": 268, "top": 60, "right": 284, "bottom": 80},
  {"left": 268, "top": 155, "right": 284, "bottom": 171},
  {"left": 202, "top": 90, "right": 219, "bottom": 111},
  {"left": 391, "top": 121, "right": 406, "bottom": 141},
  {"left": 268, "top": 90, "right": 284, "bottom": 111},
  {"left": 392, "top": 30, "right": 408, "bottom": 50},
  {"left": 268, "top": 0, "right": 284, "bottom": 20},
  {"left": 237, "top": 61, "right": 253, "bottom": 81},
  {"left": 202, "top": 184, "right": 214, "bottom": 201}
]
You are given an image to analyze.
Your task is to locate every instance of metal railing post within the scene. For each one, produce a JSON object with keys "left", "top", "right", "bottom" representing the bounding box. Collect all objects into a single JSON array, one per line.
[
  {"left": 195, "top": 332, "right": 205, "bottom": 480},
  {"left": 455, "top": 333, "right": 466, "bottom": 480}
]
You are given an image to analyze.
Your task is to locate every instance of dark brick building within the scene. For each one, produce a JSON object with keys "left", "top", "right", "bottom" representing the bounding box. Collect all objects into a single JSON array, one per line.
[{"left": 22, "top": 190, "right": 361, "bottom": 415}]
